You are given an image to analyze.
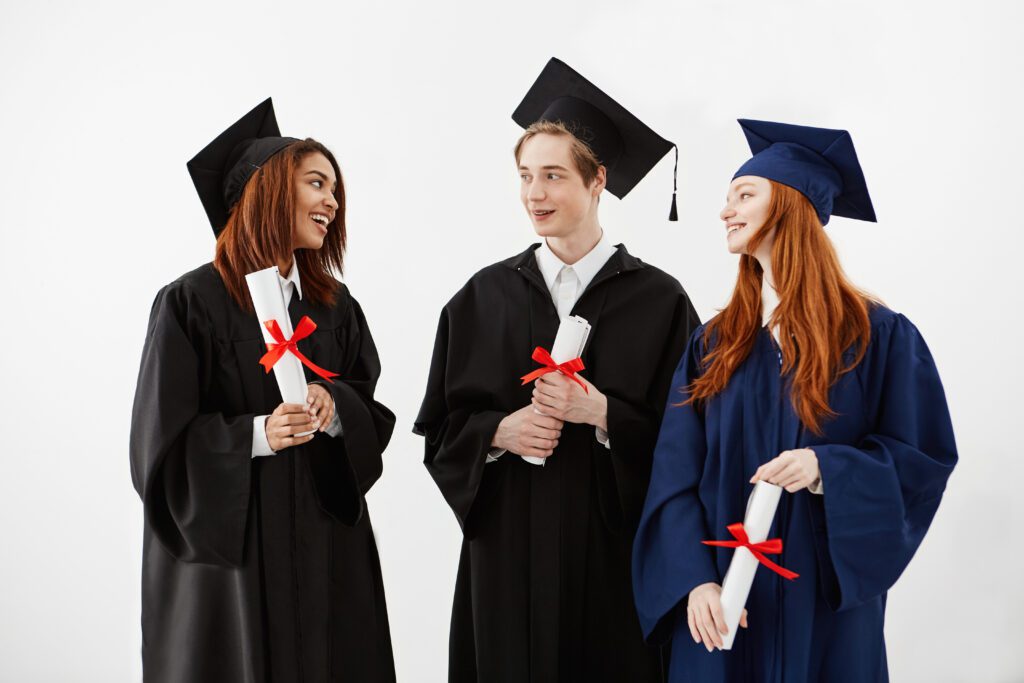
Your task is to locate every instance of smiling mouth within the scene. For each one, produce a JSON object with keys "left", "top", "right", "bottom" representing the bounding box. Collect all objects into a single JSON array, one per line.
[
  {"left": 533, "top": 209, "right": 555, "bottom": 219},
  {"left": 727, "top": 223, "right": 746, "bottom": 235},
  {"left": 310, "top": 213, "right": 330, "bottom": 232}
]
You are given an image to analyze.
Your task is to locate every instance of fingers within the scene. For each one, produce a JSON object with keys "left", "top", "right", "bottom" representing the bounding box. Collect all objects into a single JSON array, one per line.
[
  {"left": 751, "top": 453, "right": 791, "bottom": 484},
  {"left": 272, "top": 402, "right": 308, "bottom": 416},
  {"left": 696, "top": 603, "right": 720, "bottom": 651},
  {"left": 530, "top": 413, "right": 564, "bottom": 430},
  {"left": 710, "top": 596, "right": 729, "bottom": 638},
  {"left": 687, "top": 607, "right": 700, "bottom": 644},
  {"left": 740, "top": 609, "right": 749, "bottom": 629}
]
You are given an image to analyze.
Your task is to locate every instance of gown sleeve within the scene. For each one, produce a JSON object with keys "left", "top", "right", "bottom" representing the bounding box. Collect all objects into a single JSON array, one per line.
[
  {"left": 600, "top": 291, "right": 701, "bottom": 532},
  {"left": 129, "top": 282, "right": 254, "bottom": 567},
  {"left": 807, "top": 312, "right": 957, "bottom": 611},
  {"left": 631, "top": 326, "right": 721, "bottom": 645},
  {"left": 308, "top": 295, "right": 396, "bottom": 526},
  {"left": 413, "top": 306, "right": 506, "bottom": 534}
]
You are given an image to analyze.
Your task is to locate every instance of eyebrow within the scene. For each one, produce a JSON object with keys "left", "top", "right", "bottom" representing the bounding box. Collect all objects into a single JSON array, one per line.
[
  {"left": 727, "top": 182, "right": 756, "bottom": 199},
  {"left": 305, "top": 169, "right": 337, "bottom": 188},
  {"left": 518, "top": 164, "right": 571, "bottom": 172}
]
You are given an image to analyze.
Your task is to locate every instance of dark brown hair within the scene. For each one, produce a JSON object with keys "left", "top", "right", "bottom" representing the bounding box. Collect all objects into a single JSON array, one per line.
[{"left": 214, "top": 138, "right": 346, "bottom": 311}]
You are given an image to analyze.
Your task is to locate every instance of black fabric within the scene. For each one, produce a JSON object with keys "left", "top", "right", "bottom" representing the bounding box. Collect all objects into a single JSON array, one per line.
[
  {"left": 414, "top": 244, "right": 700, "bottom": 682},
  {"left": 512, "top": 58, "right": 675, "bottom": 200},
  {"left": 130, "top": 263, "right": 395, "bottom": 682},
  {"left": 186, "top": 98, "right": 299, "bottom": 235}
]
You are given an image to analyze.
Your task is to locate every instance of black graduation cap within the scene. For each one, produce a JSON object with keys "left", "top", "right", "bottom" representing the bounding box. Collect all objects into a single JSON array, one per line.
[
  {"left": 512, "top": 58, "right": 679, "bottom": 221},
  {"left": 733, "top": 119, "right": 876, "bottom": 226},
  {"left": 187, "top": 98, "right": 299, "bottom": 235}
]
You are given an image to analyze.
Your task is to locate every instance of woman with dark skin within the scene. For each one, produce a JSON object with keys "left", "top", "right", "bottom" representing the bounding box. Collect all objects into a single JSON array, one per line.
[{"left": 130, "top": 100, "right": 395, "bottom": 682}]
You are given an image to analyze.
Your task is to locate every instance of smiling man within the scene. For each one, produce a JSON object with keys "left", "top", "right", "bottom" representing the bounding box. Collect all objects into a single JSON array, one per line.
[{"left": 414, "top": 58, "right": 701, "bottom": 682}]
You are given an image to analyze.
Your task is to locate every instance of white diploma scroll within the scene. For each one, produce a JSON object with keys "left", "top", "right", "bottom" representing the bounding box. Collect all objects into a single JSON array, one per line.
[
  {"left": 522, "top": 315, "right": 591, "bottom": 466},
  {"left": 244, "top": 266, "right": 313, "bottom": 436},
  {"left": 717, "top": 481, "right": 783, "bottom": 650}
]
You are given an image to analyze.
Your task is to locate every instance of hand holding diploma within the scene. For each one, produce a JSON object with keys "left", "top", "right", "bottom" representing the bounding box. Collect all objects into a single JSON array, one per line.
[
  {"left": 518, "top": 315, "right": 592, "bottom": 465},
  {"left": 698, "top": 481, "right": 799, "bottom": 651},
  {"left": 686, "top": 582, "right": 748, "bottom": 653},
  {"left": 491, "top": 405, "right": 563, "bottom": 461},
  {"left": 265, "top": 402, "right": 318, "bottom": 451},
  {"left": 531, "top": 372, "right": 608, "bottom": 431},
  {"left": 750, "top": 448, "right": 820, "bottom": 492}
]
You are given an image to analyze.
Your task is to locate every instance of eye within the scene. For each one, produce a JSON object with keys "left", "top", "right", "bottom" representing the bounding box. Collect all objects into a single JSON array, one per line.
[
  {"left": 547, "top": 173, "right": 561, "bottom": 180},
  {"left": 520, "top": 174, "right": 532, "bottom": 182},
  {"left": 311, "top": 179, "right": 323, "bottom": 189},
  {"left": 740, "top": 193, "right": 752, "bottom": 200}
]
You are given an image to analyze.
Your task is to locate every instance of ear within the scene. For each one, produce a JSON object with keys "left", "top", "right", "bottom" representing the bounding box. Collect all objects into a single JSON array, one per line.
[{"left": 591, "top": 165, "right": 607, "bottom": 196}]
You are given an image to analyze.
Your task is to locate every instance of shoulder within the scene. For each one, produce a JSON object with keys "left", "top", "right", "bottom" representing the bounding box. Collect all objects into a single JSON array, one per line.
[
  {"left": 630, "top": 256, "right": 685, "bottom": 294},
  {"left": 152, "top": 263, "right": 221, "bottom": 313},
  {"left": 446, "top": 249, "right": 533, "bottom": 307},
  {"left": 867, "top": 303, "right": 923, "bottom": 342}
]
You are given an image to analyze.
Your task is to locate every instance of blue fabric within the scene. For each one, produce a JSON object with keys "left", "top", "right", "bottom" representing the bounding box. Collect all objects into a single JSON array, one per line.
[
  {"left": 632, "top": 306, "right": 957, "bottom": 682},
  {"left": 733, "top": 119, "right": 877, "bottom": 226}
]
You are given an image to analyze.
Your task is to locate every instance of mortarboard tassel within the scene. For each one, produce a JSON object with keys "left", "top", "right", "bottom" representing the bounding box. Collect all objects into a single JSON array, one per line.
[{"left": 668, "top": 144, "right": 679, "bottom": 221}]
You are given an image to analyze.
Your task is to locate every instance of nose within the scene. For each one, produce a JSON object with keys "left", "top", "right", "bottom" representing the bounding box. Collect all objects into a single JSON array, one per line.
[
  {"left": 526, "top": 178, "right": 546, "bottom": 203},
  {"left": 720, "top": 202, "right": 735, "bottom": 222},
  {"left": 324, "top": 192, "right": 339, "bottom": 212}
]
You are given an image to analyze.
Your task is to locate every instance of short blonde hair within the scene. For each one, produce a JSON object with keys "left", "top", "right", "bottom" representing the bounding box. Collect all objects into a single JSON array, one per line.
[{"left": 514, "top": 120, "right": 602, "bottom": 186}]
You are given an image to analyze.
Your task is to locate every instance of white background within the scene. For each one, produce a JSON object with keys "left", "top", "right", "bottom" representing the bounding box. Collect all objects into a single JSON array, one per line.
[{"left": 1, "top": 1, "right": 1021, "bottom": 681}]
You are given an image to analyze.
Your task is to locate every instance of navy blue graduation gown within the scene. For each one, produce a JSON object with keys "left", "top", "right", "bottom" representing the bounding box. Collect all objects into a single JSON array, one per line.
[{"left": 632, "top": 305, "right": 957, "bottom": 682}]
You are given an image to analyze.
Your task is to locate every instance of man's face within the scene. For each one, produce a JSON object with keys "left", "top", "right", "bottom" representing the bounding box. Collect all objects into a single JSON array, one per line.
[{"left": 518, "top": 133, "right": 600, "bottom": 239}]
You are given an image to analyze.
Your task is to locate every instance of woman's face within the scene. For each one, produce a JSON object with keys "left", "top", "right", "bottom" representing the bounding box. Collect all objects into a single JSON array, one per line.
[
  {"left": 720, "top": 175, "right": 773, "bottom": 256},
  {"left": 518, "top": 133, "right": 604, "bottom": 239},
  {"left": 293, "top": 152, "right": 339, "bottom": 250}
]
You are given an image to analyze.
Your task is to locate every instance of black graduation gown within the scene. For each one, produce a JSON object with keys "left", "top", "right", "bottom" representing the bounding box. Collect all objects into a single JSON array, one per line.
[
  {"left": 414, "top": 244, "right": 701, "bottom": 683},
  {"left": 130, "top": 263, "right": 396, "bottom": 683}
]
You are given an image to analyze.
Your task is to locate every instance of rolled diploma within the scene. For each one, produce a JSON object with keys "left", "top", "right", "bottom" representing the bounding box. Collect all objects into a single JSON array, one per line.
[
  {"left": 522, "top": 315, "right": 591, "bottom": 466},
  {"left": 717, "top": 481, "right": 783, "bottom": 650},
  {"left": 244, "top": 266, "right": 314, "bottom": 436}
]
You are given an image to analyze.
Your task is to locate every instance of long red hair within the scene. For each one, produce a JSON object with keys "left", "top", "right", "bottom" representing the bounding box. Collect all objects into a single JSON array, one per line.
[
  {"left": 214, "top": 138, "right": 347, "bottom": 311},
  {"left": 685, "top": 181, "right": 875, "bottom": 434}
]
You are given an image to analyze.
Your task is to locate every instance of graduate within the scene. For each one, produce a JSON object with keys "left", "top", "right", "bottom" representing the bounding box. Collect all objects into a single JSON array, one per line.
[
  {"left": 632, "top": 119, "right": 958, "bottom": 682},
  {"left": 414, "top": 58, "right": 701, "bottom": 682},
  {"left": 130, "top": 99, "right": 396, "bottom": 682}
]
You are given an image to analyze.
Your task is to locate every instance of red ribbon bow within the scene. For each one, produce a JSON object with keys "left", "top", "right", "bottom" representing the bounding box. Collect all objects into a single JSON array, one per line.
[
  {"left": 258, "top": 316, "right": 340, "bottom": 383},
  {"left": 702, "top": 522, "right": 799, "bottom": 580},
  {"left": 519, "top": 346, "right": 588, "bottom": 393}
]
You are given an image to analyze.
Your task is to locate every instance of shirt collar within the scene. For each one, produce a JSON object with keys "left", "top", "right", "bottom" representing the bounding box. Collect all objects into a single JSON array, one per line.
[
  {"left": 535, "top": 231, "right": 616, "bottom": 292},
  {"left": 278, "top": 258, "right": 303, "bottom": 300}
]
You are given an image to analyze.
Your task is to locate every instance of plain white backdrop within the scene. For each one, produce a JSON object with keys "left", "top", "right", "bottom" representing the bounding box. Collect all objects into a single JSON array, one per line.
[{"left": 2, "top": 1, "right": 1022, "bottom": 681}]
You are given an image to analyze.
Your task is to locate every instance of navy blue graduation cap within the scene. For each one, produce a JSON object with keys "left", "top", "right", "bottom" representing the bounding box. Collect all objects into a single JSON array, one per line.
[
  {"left": 187, "top": 98, "right": 299, "bottom": 235},
  {"left": 733, "top": 119, "right": 876, "bottom": 226},
  {"left": 512, "top": 57, "right": 680, "bottom": 221}
]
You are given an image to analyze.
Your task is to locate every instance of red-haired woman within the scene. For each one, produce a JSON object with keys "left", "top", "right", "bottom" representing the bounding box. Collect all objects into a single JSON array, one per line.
[
  {"left": 130, "top": 100, "right": 395, "bottom": 682},
  {"left": 631, "top": 120, "right": 958, "bottom": 682}
]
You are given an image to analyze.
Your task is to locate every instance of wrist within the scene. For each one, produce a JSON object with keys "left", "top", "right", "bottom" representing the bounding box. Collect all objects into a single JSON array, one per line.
[{"left": 592, "top": 389, "right": 608, "bottom": 431}]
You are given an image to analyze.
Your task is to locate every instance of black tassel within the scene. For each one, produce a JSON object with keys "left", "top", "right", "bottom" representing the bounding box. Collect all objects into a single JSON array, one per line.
[{"left": 668, "top": 144, "right": 679, "bottom": 221}]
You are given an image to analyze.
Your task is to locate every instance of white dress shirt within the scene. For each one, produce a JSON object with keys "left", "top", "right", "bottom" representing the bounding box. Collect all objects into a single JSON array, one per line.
[
  {"left": 252, "top": 260, "right": 343, "bottom": 457},
  {"left": 762, "top": 279, "right": 823, "bottom": 495},
  {"left": 488, "top": 233, "right": 616, "bottom": 462}
]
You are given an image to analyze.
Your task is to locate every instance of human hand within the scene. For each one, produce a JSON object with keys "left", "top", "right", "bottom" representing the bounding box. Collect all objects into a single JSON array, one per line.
[
  {"left": 531, "top": 373, "right": 608, "bottom": 431},
  {"left": 750, "top": 448, "right": 820, "bottom": 493},
  {"left": 266, "top": 402, "right": 318, "bottom": 452},
  {"left": 491, "top": 405, "right": 563, "bottom": 459},
  {"left": 306, "top": 383, "right": 336, "bottom": 433},
  {"left": 686, "top": 582, "right": 747, "bottom": 652}
]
